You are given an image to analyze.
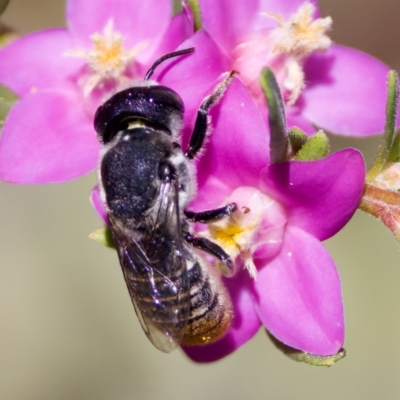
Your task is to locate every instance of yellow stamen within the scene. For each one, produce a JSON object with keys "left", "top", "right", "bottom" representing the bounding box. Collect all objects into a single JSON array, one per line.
[{"left": 208, "top": 207, "right": 261, "bottom": 279}]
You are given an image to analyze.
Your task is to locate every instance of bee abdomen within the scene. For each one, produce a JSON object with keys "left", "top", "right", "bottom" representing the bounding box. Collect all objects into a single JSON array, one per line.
[
  {"left": 123, "top": 257, "right": 190, "bottom": 336},
  {"left": 182, "top": 258, "right": 233, "bottom": 346}
]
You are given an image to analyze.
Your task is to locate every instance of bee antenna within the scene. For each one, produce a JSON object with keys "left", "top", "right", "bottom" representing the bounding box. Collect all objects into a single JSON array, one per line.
[{"left": 144, "top": 48, "right": 195, "bottom": 80}]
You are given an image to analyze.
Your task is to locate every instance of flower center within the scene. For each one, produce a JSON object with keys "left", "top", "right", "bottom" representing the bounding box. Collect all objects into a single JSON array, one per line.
[
  {"left": 267, "top": 2, "right": 332, "bottom": 105},
  {"left": 266, "top": 2, "right": 332, "bottom": 58},
  {"left": 89, "top": 28, "right": 127, "bottom": 74},
  {"left": 66, "top": 19, "right": 145, "bottom": 96},
  {"left": 209, "top": 209, "right": 258, "bottom": 278},
  {"left": 205, "top": 187, "right": 287, "bottom": 279},
  {"left": 232, "top": 2, "right": 332, "bottom": 105}
]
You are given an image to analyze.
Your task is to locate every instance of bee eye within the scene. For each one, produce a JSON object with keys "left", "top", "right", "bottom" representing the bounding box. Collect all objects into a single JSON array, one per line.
[{"left": 94, "top": 105, "right": 135, "bottom": 144}]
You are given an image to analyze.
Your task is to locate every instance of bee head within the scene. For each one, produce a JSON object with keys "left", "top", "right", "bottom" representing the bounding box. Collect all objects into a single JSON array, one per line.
[{"left": 94, "top": 85, "right": 184, "bottom": 144}]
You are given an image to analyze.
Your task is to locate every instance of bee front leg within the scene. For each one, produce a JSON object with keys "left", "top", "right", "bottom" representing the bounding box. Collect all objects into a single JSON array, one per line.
[
  {"left": 184, "top": 232, "right": 233, "bottom": 276},
  {"left": 184, "top": 203, "right": 236, "bottom": 223},
  {"left": 184, "top": 71, "right": 236, "bottom": 160}
]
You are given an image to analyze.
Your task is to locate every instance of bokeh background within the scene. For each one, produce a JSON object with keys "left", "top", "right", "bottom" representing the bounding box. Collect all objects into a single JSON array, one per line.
[{"left": 1, "top": 1, "right": 400, "bottom": 399}]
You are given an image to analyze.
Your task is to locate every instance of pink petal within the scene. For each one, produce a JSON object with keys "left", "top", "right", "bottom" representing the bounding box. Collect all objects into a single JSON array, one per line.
[
  {"left": 0, "top": 29, "right": 83, "bottom": 96},
  {"left": 200, "top": 0, "right": 320, "bottom": 55},
  {"left": 300, "top": 45, "right": 391, "bottom": 136},
  {"left": 182, "top": 269, "right": 260, "bottom": 362},
  {"left": 199, "top": 0, "right": 261, "bottom": 55},
  {"left": 266, "top": 0, "right": 320, "bottom": 15},
  {"left": 90, "top": 186, "right": 108, "bottom": 223},
  {"left": 190, "top": 78, "right": 270, "bottom": 210},
  {"left": 67, "top": 0, "right": 171, "bottom": 47},
  {"left": 256, "top": 225, "right": 344, "bottom": 355},
  {"left": 187, "top": 175, "right": 233, "bottom": 212},
  {"left": 0, "top": 89, "right": 99, "bottom": 183},
  {"left": 259, "top": 148, "right": 365, "bottom": 240},
  {"left": 149, "top": 5, "right": 194, "bottom": 58},
  {"left": 247, "top": 0, "right": 321, "bottom": 31}
]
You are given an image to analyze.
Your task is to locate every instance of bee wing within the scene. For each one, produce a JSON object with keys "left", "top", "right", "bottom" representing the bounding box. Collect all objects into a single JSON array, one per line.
[{"left": 109, "top": 178, "right": 190, "bottom": 353}]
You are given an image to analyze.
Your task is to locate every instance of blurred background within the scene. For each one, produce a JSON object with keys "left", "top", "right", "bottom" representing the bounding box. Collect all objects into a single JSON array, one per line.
[{"left": 1, "top": 0, "right": 400, "bottom": 399}]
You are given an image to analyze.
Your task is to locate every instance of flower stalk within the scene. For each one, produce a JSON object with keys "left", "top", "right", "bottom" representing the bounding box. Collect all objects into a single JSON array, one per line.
[
  {"left": 388, "top": 129, "right": 400, "bottom": 163},
  {"left": 361, "top": 71, "right": 400, "bottom": 242},
  {"left": 360, "top": 185, "right": 400, "bottom": 242}
]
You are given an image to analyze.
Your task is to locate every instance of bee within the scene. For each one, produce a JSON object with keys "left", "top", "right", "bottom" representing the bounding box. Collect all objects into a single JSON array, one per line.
[{"left": 94, "top": 48, "right": 236, "bottom": 353}]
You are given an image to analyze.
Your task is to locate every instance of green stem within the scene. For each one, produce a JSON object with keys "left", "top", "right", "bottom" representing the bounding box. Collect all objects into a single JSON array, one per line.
[
  {"left": 367, "top": 70, "right": 399, "bottom": 182},
  {"left": 186, "top": 0, "right": 202, "bottom": 31}
]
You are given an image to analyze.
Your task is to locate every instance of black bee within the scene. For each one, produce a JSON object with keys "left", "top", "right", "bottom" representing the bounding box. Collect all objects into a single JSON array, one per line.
[{"left": 94, "top": 48, "right": 236, "bottom": 352}]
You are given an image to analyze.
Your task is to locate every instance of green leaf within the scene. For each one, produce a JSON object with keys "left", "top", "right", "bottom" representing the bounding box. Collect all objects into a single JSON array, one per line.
[
  {"left": 367, "top": 70, "right": 399, "bottom": 182},
  {"left": 0, "top": 84, "right": 19, "bottom": 128},
  {"left": 259, "top": 67, "right": 288, "bottom": 163},
  {"left": 186, "top": 0, "right": 202, "bottom": 31},
  {"left": 89, "top": 226, "right": 116, "bottom": 249},
  {"left": 267, "top": 331, "right": 346, "bottom": 366},
  {"left": 288, "top": 126, "right": 308, "bottom": 154},
  {"left": 294, "top": 130, "right": 329, "bottom": 161},
  {"left": 287, "top": 349, "right": 346, "bottom": 366}
]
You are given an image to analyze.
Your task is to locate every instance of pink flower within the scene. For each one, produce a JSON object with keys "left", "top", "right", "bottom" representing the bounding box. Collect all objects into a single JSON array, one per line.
[
  {"left": 198, "top": 0, "right": 395, "bottom": 136},
  {"left": 181, "top": 78, "right": 365, "bottom": 362},
  {"left": 5, "top": 0, "right": 366, "bottom": 363},
  {"left": 0, "top": 0, "right": 196, "bottom": 183},
  {"left": 88, "top": 34, "right": 365, "bottom": 361}
]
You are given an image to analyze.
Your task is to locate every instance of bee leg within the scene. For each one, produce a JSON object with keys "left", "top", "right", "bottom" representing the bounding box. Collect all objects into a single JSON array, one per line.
[
  {"left": 184, "top": 203, "right": 236, "bottom": 223},
  {"left": 184, "top": 233, "right": 233, "bottom": 276},
  {"left": 184, "top": 71, "right": 236, "bottom": 160}
]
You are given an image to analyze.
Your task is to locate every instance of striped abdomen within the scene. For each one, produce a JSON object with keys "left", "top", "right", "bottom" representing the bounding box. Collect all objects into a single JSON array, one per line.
[{"left": 182, "top": 250, "right": 233, "bottom": 346}]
